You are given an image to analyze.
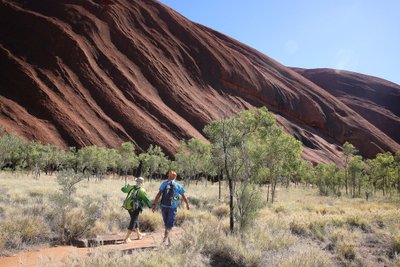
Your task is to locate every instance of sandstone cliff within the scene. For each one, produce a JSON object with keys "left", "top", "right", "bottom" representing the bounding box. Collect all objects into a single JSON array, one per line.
[{"left": 0, "top": 0, "right": 398, "bottom": 164}]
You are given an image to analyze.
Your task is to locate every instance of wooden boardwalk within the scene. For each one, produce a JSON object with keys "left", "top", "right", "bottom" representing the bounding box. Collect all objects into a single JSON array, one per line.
[{"left": 0, "top": 228, "right": 182, "bottom": 267}]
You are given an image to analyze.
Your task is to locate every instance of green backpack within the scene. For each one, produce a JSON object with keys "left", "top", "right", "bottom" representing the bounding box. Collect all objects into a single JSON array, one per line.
[{"left": 123, "top": 186, "right": 140, "bottom": 211}]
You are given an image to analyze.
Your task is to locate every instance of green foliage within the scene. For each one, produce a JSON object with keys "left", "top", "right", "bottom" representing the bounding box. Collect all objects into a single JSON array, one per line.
[
  {"left": 175, "top": 138, "right": 213, "bottom": 182},
  {"left": 204, "top": 107, "right": 303, "bottom": 233},
  {"left": 315, "top": 163, "right": 341, "bottom": 196},
  {"left": 235, "top": 182, "right": 264, "bottom": 231},
  {"left": 0, "top": 132, "right": 27, "bottom": 169},
  {"left": 138, "top": 145, "right": 169, "bottom": 179},
  {"left": 117, "top": 142, "right": 139, "bottom": 176},
  {"left": 48, "top": 170, "right": 89, "bottom": 243},
  {"left": 367, "top": 152, "right": 395, "bottom": 196},
  {"left": 0, "top": 215, "right": 51, "bottom": 249}
]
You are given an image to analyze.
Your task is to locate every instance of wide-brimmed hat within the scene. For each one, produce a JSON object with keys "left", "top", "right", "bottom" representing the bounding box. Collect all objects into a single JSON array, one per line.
[{"left": 136, "top": 177, "right": 144, "bottom": 184}]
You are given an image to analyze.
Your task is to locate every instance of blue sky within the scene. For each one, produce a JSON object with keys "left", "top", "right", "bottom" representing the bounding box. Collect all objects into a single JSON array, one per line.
[{"left": 159, "top": 0, "right": 400, "bottom": 85}]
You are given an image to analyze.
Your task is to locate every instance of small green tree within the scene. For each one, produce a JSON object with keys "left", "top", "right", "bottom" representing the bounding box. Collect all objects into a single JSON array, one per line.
[
  {"left": 138, "top": 145, "right": 169, "bottom": 179},
  {"left": 367, "top": 152, "right": 394, "bottom": 196},
  {"left": 49, "top": 170, "right": 87, "bottom": 243},
  {"left": 116, "top": 142, "right": 139, "bottom": 183},
  {"left": 342, "top": 142, "right": 358, "bottom": 195},
  {"left": 204, "top": 107, "right": 276, "bottom": 233},
  {"left": 394, "top": 151, "right": 400, "bottom": 194},
  {"left": 0, "top": 132, "right": 26, "bottom": 170},
  {"left": 315, "top": 163, "right": 341, "bottom": 196},
  {"left": 175, "top": 138, "right": 212, "bottom": 185},
  {"left": 348, "top": 155, "right": 365, "bottom": 197}
]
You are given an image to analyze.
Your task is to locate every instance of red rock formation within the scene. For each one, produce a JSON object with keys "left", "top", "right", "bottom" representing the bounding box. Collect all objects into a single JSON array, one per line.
[
  {"left": 0, "top": 0, "right": 398, "bottom": 164},
  {"left": 292, "top": 68, "right": 400, "bottom": 145}
]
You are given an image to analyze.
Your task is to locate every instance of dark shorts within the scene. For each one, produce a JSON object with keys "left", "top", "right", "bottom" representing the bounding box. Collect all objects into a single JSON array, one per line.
[
  {"left": 161, "top": 207, "right": 177, "bottom": 230},
  {"left": 128, "top": 209, "right": 140, "bottom": 230}
]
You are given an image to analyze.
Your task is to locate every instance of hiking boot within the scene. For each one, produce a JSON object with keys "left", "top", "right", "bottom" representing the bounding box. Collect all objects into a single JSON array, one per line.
[
  {"left": 161, "top": 237, "right": 167, "bottom": 245},
  {"left": 167, "top": 237, "right": 172, "bottom": 246},
  {"left": 137, "top": 233, "right": 146, "bottom": 240}
]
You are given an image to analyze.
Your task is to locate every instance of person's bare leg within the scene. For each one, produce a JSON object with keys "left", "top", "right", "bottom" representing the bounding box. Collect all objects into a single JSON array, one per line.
[
  {"left": 124, "top": 230, "right": 132, "bottom": 242},
  {"left": 135, "top": 228, "right": 145, "bottom": 239}
]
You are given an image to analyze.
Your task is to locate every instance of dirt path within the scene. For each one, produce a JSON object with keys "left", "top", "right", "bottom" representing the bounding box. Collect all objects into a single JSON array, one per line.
[{"left": 0, "top": 228, "right": 182, "bottom": 267}]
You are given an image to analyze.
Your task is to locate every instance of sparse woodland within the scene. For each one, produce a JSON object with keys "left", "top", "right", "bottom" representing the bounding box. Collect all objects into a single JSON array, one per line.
[{"left": 0, "top": 107, "right": 399, "bottom": 266}]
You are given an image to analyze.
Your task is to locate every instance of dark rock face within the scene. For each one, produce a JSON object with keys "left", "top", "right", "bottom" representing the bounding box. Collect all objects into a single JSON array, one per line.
[
  {"left": 292, "top": 68, "right": 400, "bottom": 145},
  {"left": 0, "top": 0, "right": 398, "bottom": 164}
]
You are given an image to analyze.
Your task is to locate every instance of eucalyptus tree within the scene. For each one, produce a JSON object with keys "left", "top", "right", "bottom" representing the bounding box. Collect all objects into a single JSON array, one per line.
[
  {"left": 25, "top": 141, "right": 49, "bottom": 179},
  {"left": 0, "top": 131, "right": 26, "bottom": 170},
  {"left": 76, "top": 145, "right": 111, "bottom": 178},
  {"left": 367, "top": 152, "right": 394, "bottom": 196},
  {"left": 174, "top": 138, "right": 212, "bottom": 185},
  {"left": 138, "top": 145, "right": 169, "bottom": 179},
  {"left": 348, "top": 155, "right": 365, "bottom": 197},
  {"left": 342, "top": 142, "right": 358, "bottom": 195},
  {"left": 117, "top": 142, "right": 139, "bottom": 183},
  {"left": 204, "top": 107, "right": 277, "bottom": 233},
  {"left": 315, "top": 162, "right": 341, "bottom": 196},
  {"left": 394, "top": 151, "right": 400, "bottom": 194}
]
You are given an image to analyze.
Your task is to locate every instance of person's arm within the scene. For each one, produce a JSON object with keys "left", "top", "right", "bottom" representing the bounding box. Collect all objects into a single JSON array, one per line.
[
  {"left": 182, "top": 193, "right": 190, "bottom": 210},
  {"left": 152, "top": 190, "right": 163, "bottom": 212},
  {"left": 121, "top": 184, "right": 133, "bottom": 193},
  {"left": 139, "top": 189, "right": 152, "bottom": 208}
]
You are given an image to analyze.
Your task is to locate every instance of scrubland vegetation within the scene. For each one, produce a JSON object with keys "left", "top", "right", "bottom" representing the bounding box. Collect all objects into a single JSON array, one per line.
[
  {"left": 0, "top": 173, "right": 399, "bottom": 266},
  {"left": 1, "top": 107, "right": 400, "bottom": 266}
]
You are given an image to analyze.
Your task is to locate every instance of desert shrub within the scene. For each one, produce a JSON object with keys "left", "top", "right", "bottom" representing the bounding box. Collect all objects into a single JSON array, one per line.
[
  {"left": 345, "top": 215, "right": 371, "bottom": 232},
  {"left": 0, "top": 215, "right": 51, "bottom": 249},
  {"left": 21, "top": 203, "right": 49, "bottom": 217},
  {"left": 280, "top": 248, "right": 331, "bottom": 267},
  {"left": 390, "top": 234, "right": 400, "bottom": 258},
  {"left": 28, "top": 189, "right": 44, "bottom": 198},
  {"left": 73, "top": 249, "right": 187, "bottom": 267},
  {"left": 0, "top": 234, "right": 5, "bottom": 253},
  {"left": 290, "top": 220, "right": 308, "bottom": 236},
  {"left": 47, "top": 171, "right": 88, "bottom": 243},
  {"left": 138, "top": 210, "right": 163, "bottom": 232},
  {"left": 212, "top": 204, "right": 229, "bottom": 219},
  {"left": 187, "top": 196, "right": 202, "bottom": 208},
  {"left": 61, "top": 196, "right": 101, "bottom": 242},
  {"left": 204, "top": 234, "right": 261, "bottom": 267},
  {"left": 235, "top": 183, "right": 264, "bottom": 231},
  {"left": 102, "top": 207, "right": 127, "bottom": 231},
  {"left": 175, "top": 209, "right": 216, "bottom": 227},
  {"left": 330, "top": 216, "right": 346, "bottom": 227},
  {"left": 337, "top": 241, "right": 357, "bottom": 261},
  {"left": 309, "top": 221, "right": 326, "bottom": 240},
  {"left": 0, "top": 204, "right": 5, "bottom": 216},
  {"left": 274, "top": 205, "right": 286, "bottom": 213}
]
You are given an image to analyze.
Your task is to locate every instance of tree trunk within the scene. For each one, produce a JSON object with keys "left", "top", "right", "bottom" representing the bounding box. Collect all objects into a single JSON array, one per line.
[
  {"left": 383, "top": 176, "right": 386, "bottom": 196},
  {"left": 218, "top": 175, "right": 222, "bottom": 202},
  {"left": 228, "top": 177, "right": 234, "bottom": 234},
  {"left": 266, "top": 183, "right": 270, "bottom": 202},
  {"left": 271, "top": 180, "right": 277, "bottom": 203},
  {"left": 397, "top": 179, "right": 400, "bottom": 194}
]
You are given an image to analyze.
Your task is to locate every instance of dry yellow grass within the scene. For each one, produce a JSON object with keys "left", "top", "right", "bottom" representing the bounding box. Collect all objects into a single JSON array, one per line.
[{"left": 0, "top": 172, "right": 399, "bottom": 266}]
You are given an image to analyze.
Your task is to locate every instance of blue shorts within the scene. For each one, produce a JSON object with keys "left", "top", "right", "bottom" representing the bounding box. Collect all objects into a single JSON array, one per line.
[{"left": 161, "top": 207, "right": 177, "bottom": 230}]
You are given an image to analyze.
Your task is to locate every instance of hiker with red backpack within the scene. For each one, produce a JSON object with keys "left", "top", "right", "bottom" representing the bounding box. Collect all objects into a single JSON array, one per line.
[
  {"left": 152, "top": 171, "right": 190, "bottom": 245},
  {"left": 121, "top": 176, "right": 151, "bottom": 243}
]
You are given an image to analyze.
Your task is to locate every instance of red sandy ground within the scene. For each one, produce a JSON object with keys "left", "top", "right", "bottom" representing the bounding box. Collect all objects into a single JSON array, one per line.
[{"left": 0, "top": 228, "right": 182, "bottom": 267}]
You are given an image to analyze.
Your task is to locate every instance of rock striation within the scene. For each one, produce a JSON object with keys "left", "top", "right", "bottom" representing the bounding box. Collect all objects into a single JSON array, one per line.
[{"left": 0, "top": 0, "right": 399, "bottom": 164}]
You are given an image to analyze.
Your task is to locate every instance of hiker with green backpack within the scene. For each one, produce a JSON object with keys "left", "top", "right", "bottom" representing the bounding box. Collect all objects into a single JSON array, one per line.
[{"left": 121, "top": 176, "right": 151, "bottom": 243}]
